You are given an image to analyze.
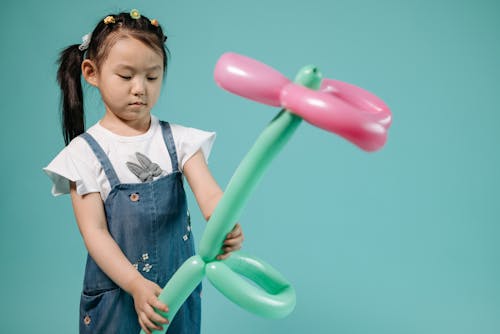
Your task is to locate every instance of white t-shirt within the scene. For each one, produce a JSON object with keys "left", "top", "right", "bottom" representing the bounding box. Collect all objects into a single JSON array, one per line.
[{"left": 44, "top": 115, "right": 216, "bottom": 201}]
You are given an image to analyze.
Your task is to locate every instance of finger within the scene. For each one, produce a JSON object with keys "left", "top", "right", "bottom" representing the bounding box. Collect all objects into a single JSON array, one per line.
[
  {"left": 219, "top": 245, "right": 240, "bottom": 259},
  {"left": 226, "top": 232, "right": 243, "bottom": 241},
  {"left": 217, "top": 252, "right": 231, "bottom": 260},
  {"left": 148, "top": 297, "right": 169, "bottom": 324},
  {"left": 225, "top": 228, "right": 243, "bottom": 240},
  {"left": 153, "top": 283, "right": 162, "bottom": 296},
  {"left": 151, "top": 299, "right": 170, "bottom": 318},
  {"left": 223, "top": 236, "right": 243, "bottom": 246},
  {"left": 223, "top": 238, "right": 244, "bottom": 250},
  {"left": 149, "top": 306, "right": 170, "bottom": 325},
  {"left": 141, "top": 310, "right": 164, "bottom": 332},
  {"left": 222, "top": 239, "right": 243, "bottom": 253},
  {"left": 222, "top": 245, "right": 242, "bottom": 254},
  {"left": 227, "top": 224, "right": 242, "bottom": 238},
  {"left": 231, "top": 223, "right": 241, "bottom": 233},
  {"left": 138, "top": 315, "right": 153, "bottom": 334}
]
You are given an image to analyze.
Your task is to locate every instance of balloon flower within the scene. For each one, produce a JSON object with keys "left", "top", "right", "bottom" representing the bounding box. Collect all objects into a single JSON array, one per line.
[{"left": 141, "top": 52, "right": 392, "bottom": 334}]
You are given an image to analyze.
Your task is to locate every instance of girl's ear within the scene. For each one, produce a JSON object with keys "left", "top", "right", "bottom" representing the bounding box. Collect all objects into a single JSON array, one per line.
[{"left": 81, "top": 59, "right": 99, "bottom": 87}]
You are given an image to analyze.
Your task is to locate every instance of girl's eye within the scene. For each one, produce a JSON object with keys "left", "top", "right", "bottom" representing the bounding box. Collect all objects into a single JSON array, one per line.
[
  {"left": 147, "top": 77, "right": 158, "bottom": 81},
  {"left": 119, "top": 75, "right": 132, "bottom": 80}
]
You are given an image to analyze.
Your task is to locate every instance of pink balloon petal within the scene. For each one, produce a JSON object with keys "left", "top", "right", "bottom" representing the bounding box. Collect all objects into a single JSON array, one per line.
[
  {"left": 214, "top": 53, "right": 291, "bottom": 107},
  {"left": 280, "top": 82, "right": 391, "bottom": 152},
  {"left": 321, "top": 79, "right": 392, "bottom": 127}
]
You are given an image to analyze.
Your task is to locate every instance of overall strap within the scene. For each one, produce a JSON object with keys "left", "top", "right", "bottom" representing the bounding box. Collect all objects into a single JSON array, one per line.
[
  {"left": 80, "top": 132, "right": 121, "bottom": 188},
  {"left": 159, "top": 121, "right": 180, "bottom": 172}
]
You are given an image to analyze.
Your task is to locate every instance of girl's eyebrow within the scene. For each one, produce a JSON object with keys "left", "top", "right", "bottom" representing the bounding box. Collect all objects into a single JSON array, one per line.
[{"left": 115, "top": 64, "right": 162, "bottom": 71}]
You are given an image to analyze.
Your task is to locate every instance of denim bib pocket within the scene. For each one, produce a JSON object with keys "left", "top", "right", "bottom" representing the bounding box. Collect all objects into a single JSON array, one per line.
[{"left": 80, "top": 287, "right": 121, "bottom": 333}]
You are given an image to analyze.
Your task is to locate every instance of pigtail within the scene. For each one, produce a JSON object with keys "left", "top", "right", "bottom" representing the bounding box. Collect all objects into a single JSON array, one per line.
[{"left": 57, "top": 44, "right": 85, "bottom": 145}]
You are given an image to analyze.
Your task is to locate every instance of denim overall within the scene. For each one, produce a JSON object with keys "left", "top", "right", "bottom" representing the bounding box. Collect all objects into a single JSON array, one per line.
[{"left": 79, "top": 121, "right": 201, "bottom": 334}]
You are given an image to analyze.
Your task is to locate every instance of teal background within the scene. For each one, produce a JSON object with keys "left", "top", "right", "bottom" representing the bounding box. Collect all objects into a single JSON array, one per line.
[{"left": 1, "top": 0, "right": 499, "bottom": 333}]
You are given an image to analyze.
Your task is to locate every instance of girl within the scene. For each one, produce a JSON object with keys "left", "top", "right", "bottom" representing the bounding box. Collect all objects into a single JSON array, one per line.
[{"left": 44, "top": 10, "right": 244, "bottom": 334}]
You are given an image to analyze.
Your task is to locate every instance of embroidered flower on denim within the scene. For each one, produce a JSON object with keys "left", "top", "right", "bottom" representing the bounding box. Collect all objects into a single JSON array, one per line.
[{"left": 132, "top": 252, "right": 151, "bottom": 271}]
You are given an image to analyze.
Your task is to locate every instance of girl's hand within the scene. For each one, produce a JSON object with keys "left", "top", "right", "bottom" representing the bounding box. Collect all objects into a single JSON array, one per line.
[
  {"left": 217, "top": 223, "right": 244, "bottom": 260},
  {"left": 129, "top": 276, "right": 169, "bottom": 334}
]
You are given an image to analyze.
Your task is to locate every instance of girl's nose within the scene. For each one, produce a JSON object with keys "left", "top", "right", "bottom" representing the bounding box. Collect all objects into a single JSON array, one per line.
[{"left": 131, "top": 78, "right": 146, "bottom": 96}]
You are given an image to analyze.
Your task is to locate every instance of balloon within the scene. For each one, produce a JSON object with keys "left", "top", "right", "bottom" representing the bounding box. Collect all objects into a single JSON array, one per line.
[
  {"left": 215, "top": 52, "right": 392, "bottom": 151},
  {"left": 206, "top": 252, "right": 296, "bottom": 319},
  {"left": 213, "top": 52, "right": 290, "bottom": 106},
  {"left": 142, "top": 52, "right": 391, "bottom": 334},
  {"left": 153, "top": 255, "right": 205, "bottom": 323}
]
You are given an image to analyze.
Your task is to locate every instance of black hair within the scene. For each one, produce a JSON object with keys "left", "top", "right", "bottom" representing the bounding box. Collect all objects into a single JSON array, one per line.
[{"left": 56, "top": 11, "right": 169, "bottom": 145}]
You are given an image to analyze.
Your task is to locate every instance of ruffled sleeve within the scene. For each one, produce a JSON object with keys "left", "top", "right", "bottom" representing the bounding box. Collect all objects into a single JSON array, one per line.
[
  {"left": 171, "top": 124, "right": 216, "bottom": 171},
  {"left": 43, "top": 137, "right": 100, "bottom": 196}
]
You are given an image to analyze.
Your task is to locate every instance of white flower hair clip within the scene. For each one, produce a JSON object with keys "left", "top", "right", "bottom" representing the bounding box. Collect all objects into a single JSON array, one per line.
[{"left": 78, "top": 33, "right": 92, "bottom": 51}]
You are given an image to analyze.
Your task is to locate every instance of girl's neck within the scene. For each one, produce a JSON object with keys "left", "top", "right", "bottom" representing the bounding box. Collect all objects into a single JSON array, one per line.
[{"left": 99, "top": 112, "right": 152, "bottom": 136}]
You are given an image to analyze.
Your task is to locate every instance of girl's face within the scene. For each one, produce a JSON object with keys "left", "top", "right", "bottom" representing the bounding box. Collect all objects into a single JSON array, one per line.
[{"left": 92, "top": 36, "right": 164, "bottom": 128}]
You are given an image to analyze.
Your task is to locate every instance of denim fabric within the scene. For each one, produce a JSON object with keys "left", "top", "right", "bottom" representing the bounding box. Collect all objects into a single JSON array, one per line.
[{"left": 78, "top": 122, "right": 201, "bottom": 334}]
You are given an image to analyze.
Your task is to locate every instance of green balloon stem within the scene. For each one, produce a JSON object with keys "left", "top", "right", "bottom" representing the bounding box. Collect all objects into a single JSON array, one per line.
[{"left": 198, "top": 110, "right": 302, "bottom": 260}]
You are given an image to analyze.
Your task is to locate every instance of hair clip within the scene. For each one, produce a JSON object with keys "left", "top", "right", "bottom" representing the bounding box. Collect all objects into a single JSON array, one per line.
[
  {"left": 150, "top": 19, "right": 159, "bottom": 27},
  {"left": 103, "top": 16, "right": 115, "bottom": 24},
  {"left": 130, "top": 9, "right": 141, "bottom": 19},
  {"left": 78, "top": 33, "right": 92, "bottom": 51}
]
